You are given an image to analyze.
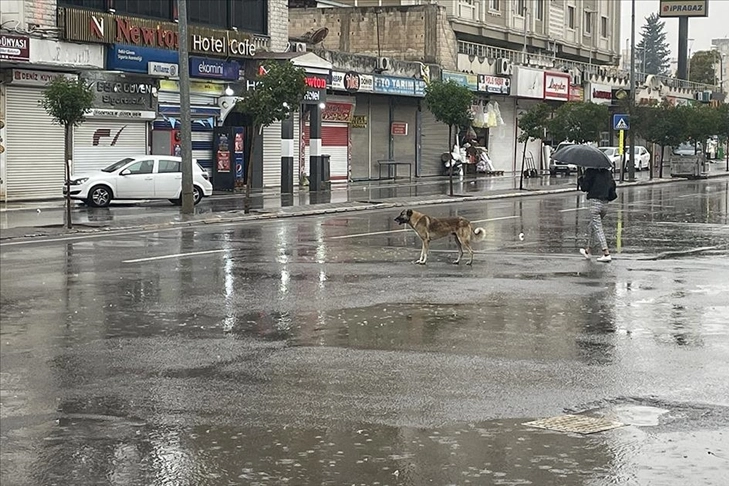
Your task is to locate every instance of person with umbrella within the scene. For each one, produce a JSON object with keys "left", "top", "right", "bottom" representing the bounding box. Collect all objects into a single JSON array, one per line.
[{"left": 553, "top": 145, "right": 618, "bottom": 262}]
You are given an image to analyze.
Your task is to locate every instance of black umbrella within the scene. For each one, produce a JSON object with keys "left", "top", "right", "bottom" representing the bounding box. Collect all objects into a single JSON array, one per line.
[{"left": 552, "top": 144, "right": 612, "bottom": 169}]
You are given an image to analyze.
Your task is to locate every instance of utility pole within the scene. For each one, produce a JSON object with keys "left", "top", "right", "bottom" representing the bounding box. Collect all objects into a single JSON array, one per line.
[
  {"left": 628, "top": 0, "right": 636, "bottom": 182},
  {"left": 177, "top": 0, "right": 194, "bottom": 214}
]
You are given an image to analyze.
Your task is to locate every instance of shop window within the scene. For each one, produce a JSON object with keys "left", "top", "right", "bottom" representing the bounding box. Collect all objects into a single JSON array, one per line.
[
  {"left": 113, "top": 0, "right": 174, "bottom": 21},
  {"left": 58, "top": 0, "right": 106, "bottom": 9}
]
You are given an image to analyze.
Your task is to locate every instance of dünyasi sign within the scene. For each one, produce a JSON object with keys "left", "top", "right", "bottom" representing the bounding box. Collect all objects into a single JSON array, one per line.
[{"left": 658, "top": 0, "right": 708, "bottom": 17}]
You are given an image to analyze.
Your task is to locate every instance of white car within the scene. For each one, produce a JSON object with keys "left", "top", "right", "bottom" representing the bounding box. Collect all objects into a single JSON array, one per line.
[
  {"left": 633, "top": 145, "right": 651, "bottom": 170},
  {"left": 598, "top": 147, "right": 621, "bottom": 172},
  {"left": 599, "top": 146, "right": 650, "bottom": 171},
  {"left": 64, "top": 156, "right": 213, "bottom": 207}
]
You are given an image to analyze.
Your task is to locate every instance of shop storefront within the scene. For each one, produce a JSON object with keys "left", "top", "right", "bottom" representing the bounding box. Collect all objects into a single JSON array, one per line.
[
  {"left": 75, "top": 72, "right": 157, "bottom": 174},
  {"left": 332, "top": 71, "right": 426, "bottom": 179},
  {"left": 511, "top": 66, "right": 548, "bottom": 173},
  {"left": 301, "top": 99, "right": 355, "bottom": 182},
  {"left": 1, "top": 35, "right": 104, "bottom": 201}
]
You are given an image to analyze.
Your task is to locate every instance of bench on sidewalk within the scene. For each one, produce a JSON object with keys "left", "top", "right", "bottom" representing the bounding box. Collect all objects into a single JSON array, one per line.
[{"left": 378, "top": 160, "right": 413, "bottom": 181}]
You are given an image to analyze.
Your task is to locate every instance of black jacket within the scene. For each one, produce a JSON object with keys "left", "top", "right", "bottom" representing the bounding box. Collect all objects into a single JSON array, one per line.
[{"left": 578, "top": 169, "right": 617, "bottom": 201}]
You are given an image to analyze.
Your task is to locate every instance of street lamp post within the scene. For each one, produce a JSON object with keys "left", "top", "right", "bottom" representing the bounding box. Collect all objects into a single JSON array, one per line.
[{"left": 628, "top": 0, "right": 636, "bottom": 182}]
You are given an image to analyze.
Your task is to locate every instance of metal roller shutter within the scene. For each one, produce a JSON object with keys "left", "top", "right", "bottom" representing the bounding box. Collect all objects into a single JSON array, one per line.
[
  {"left": 73, "top": 121, "right": 148, "bottom": 175},
  {"left": 369, "top": 99, "right": 390, "bottom": 178},
  {"left": 5, "top": 87, "right": 65, "bottom": 201},
  {"left": 262, "top": 121, "right": 282, "bottom": 187},
  {"left": 303, "top": 124, "right": 349, "bottom": 181},
  {"left": 158, "top": 91, "right": 216, "bottom": 106},
  {"left": 420, "top": 106, "right": 450, "bottom": 177}
]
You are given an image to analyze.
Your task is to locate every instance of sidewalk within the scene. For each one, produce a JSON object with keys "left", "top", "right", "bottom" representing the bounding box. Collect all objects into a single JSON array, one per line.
[{"left": 2, "top": 168, "right": 728, "bottom": 242}]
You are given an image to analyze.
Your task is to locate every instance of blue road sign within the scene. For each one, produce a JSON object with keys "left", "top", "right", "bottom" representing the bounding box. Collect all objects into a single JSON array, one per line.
[{"left": 613, "top": 114, "right": 630, "bottom": 131}]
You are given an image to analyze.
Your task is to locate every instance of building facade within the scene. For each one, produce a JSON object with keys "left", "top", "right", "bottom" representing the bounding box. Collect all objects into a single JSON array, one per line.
[
  {"left": 0, "top": 0, "right": 287, "bottom": 201},
  {"left": 289, "top": 1, "right": 623, "bottom": 176}
]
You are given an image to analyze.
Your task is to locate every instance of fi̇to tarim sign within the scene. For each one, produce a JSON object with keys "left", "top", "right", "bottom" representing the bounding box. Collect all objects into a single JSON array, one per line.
[{"left": 659, "top": 0, "right": 708, "bottom": 17}]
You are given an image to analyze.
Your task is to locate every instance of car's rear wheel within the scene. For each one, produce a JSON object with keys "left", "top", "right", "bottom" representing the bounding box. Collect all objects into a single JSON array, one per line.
[
  {"left": 88, "top": 185, "right": 112, "bottom": 208},
  {"left": 169, "top": 186, "right": 204, "bottom": 206}
]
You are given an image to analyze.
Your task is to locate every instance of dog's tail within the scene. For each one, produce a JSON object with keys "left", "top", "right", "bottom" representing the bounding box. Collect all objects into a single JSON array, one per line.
[{"left": 472, "top": 227, "right": 487, "bottom": 241}]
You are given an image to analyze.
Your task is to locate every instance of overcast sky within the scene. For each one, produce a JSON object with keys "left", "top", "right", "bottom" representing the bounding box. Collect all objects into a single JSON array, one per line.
[{"left": 619, "top": 0, "right": 729, "bottom": 58}]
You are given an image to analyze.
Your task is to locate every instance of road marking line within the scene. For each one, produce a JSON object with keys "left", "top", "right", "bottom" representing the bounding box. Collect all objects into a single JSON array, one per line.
[
  {"left": 328, "top": 215, "right": 519, "bottom": 240},
  {"left": 123, "top": 249, "right": 227, "bottom": 263},
  {"left": 559, "top": 207, "right": 589, "bottom": 213}
]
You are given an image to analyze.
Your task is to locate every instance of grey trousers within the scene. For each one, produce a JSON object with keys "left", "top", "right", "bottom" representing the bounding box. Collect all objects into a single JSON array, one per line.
[{"left": 587, "top": 199, "right": 609, "bottom": 251}]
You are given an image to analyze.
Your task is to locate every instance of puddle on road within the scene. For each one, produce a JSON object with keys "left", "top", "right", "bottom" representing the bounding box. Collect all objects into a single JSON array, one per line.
[{"left": 3, "top": 410, "right": 727, "bottom": 486}]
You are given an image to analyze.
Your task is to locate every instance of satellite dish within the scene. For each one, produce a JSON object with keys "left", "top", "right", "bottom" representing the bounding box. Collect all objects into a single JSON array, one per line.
[{"left": 309, "top": 27, "right": 329, "bottom": 45}]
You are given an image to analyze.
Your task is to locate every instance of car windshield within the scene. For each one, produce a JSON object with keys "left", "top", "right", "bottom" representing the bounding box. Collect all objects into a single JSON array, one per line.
[{"left": 102, "top": 158, "right": 135, "bottom": 173}]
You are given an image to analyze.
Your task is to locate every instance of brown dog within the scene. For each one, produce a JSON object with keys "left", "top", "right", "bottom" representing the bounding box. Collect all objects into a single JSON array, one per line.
[{"left": 394, "top": 209, "right": 486, "bottom": 265}]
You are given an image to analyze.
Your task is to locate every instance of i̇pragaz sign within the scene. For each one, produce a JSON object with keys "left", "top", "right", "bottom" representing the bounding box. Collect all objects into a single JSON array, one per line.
[{"left": 58, "top": 7, "right": 257, "bottom": 58}]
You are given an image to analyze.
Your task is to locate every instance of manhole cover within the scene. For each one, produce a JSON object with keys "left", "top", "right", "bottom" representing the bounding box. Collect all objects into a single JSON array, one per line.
[{"left": 523, "top": 414, "right": 624, "bottom": 435}]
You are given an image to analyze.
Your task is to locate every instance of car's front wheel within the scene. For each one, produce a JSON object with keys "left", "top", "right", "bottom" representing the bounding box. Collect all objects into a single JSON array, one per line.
[{"left": 87, "top": 185, "right": 112, "bottom": 208}]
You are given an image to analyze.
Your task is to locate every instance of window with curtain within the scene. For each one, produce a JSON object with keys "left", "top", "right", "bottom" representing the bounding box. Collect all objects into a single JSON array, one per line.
[
  {"left": 535, "top": 0, "right": 544, "bottom": 21},
  {"left": 584, "top": 11, "right": 593, "bottom": 34},
  {"left": 489, "top": 0, "right": 500, "bottom": 12}
]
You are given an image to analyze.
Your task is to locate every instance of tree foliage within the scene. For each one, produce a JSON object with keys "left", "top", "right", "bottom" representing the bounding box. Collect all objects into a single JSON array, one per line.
[
  {"left": 547, "top": 102, "right": 609, "bottom": 144},
  {"left": 40, "top": 76, "right": 94, "bottom": 127},
  {"left": 424, "top": 80, "right": 474, "bottom": 134},
  {"left": 234, "top": 60, "right": 308, "bottom": 131},
  {"left": 517, "top": 102, "right": 552, "bottom": 143},
  {"left": 689, "top": 51, "right": 719, "bottom": 86},
  {"left": 636, "top": 13, "right": 671, "bottom": 75},
  {"left": 633, "top": 103, "right": 684, "bottom": 148}
]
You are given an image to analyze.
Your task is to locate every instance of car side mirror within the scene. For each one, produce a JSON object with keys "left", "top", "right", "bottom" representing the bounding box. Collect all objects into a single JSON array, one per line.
[{"left": 120, "top": 169, "right": 131, "bottom": 176}]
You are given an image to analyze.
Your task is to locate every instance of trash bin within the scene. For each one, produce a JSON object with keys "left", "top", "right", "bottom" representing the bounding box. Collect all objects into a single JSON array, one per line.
[{"left": 321, "top": 154, "right": 331, "bottom": 184}]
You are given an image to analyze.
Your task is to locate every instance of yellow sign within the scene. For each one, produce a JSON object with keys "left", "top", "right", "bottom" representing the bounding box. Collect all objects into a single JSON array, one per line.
[
  {"left": 658, "top": 0, "right": 708, "bottom": 18},
  {"left": 351, "top": 115, "right": 368, "bottom": 128},
  {"left": 618, "top": 130, "right": 625, "bottom": 155},
  {"left": 159, "top": 79, "right": 225, "bottom": 95}
]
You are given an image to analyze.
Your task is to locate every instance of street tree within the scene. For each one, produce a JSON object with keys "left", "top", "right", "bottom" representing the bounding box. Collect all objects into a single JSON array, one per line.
[
  {"left": 40, "top": 76, "right": 94, "bottom": 229},
  {"left": 689, "top": 51, "right": 719, "bottom": 86},
  {"left": 517, "top": 102, "right": 551, "bottom": 188},
  {"left": 633, "top": 103, "right": 685, "bottom": 177},
  {"left": 234, "top": 60, "right": 307, "bottom": 213},
  {"left": 424, "top": 80, "right": 474, "bottom": 196},
  {"left": 547, "top": 102, "right": 610, "bottom": 144},
  {"left": 636, "top": 13, "right": 671, "bottom": 75}
]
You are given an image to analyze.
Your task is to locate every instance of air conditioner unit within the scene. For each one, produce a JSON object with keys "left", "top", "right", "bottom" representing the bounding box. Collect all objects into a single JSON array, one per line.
[
  {"left": 293, "top": 42, "right": 307, "bottom": 53},
  {"left": 377, "top": 56, "right": 391, "bottom": 71},
  {"left": 495, "top": 58, "right": 512, "bottom": 75},
  {"left": 569, "top": 69, "right": 582, "bottom": 86}
]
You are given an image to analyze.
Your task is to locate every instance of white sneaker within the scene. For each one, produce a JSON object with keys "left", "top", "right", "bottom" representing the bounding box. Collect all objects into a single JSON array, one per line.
[
  {"left": 597, "top": 254, "right": 612, "bottom": 263},
  {"left": 579, "top": 248, "right": 590, "bottom": 259}
]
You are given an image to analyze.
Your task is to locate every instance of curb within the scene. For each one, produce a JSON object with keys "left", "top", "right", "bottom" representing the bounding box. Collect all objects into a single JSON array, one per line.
[{"left": 2, "top": 173, "right": 727, "bottom": 243}]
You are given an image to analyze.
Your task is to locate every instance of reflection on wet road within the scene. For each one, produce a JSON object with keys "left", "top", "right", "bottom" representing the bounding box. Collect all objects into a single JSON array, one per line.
[{"left": 2, "top": 179, "right": 729, "bottom": 485}]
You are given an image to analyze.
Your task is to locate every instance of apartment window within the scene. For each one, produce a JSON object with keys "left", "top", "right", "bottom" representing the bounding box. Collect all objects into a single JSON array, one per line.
[
  {"left": 188, "top": 0, "right": 228, "bottom": 28},
  {"left": 601, "top": 16, "right": 608, "bottom": 37},
  {"left": 114, "top": 0, "right": 174, "bottom": 20},
  {"left": 231, "top": 0, "right": 268, "bottom": 34},
  {"left": 535, "top": 0, "right": 544, "bottom": 21},
  {"left": 490, "top": 0, "right": 500, "bottom": 11},
  {"left": 584, "top": 12, "right": 592, "bottom": 34},
  {"left": 567, "top": 7, "right": 575, "bottom": 29},
  {"left": 516, "top": 0, "right": 527, "bottom": 15},
  {"left": 58, "top": 0, "right": 106, "bottom": 9}
]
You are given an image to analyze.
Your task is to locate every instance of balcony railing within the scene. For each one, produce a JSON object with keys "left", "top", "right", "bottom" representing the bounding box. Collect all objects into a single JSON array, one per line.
[{"left": 457, "top": 40, "right": 718, "bottom": 91}]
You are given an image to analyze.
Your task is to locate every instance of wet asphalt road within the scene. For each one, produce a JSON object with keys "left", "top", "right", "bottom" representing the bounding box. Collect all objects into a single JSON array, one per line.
[{"left": 1, "top": 179, "right": 729, "bottom": 486}]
